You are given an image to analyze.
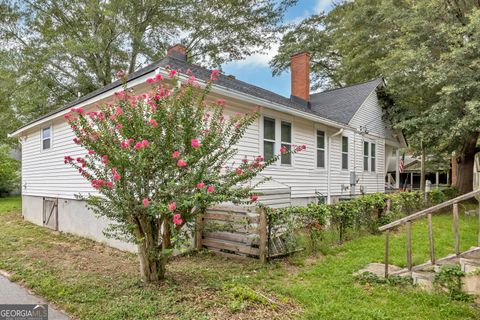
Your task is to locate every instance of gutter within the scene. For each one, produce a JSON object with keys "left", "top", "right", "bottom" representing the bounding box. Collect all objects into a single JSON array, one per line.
[{"left": 327, "top": 128, "right": 344, "bottom": 204}]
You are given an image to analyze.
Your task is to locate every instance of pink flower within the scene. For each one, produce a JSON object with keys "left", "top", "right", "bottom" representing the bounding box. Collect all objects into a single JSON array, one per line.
[
  {"left": 64, "top": 114, "right": 71, "bottom": 120},
  {"left": 177, "top": 159, "right": 187, "bottom": 167},
  {"left": 141, "top": 140, "right": 149, "bottom": 148},
  {"left": 255, "top": 156, "right": 264, "bottom": 162},
  {"left": 187, "top": 75, "right": 196, "bottom": 84},
  {"left": 235, "top": 168, "right": 243, "bottom": 175},
  {"left": 234, "top": 123, "right": 241, "bottom": 129},
  {"left": 216, "top": 99, "right": 226, "bottom": 106},
  {"left": 120, "top": 140, "right": 130, "bottom": 149},
  {"left": 78, "top": 168, "right": 82, "bottom": 173},
  {"left": 146, "top": 77, "right": 155, "bottom": 84},
  {"left": 197, "top": 182, "right": 205, "bottom": 189},
  {"left": 116, "top": 124, "right": 123, "bottom": 130},
  {"left": 155, "top": 74, "right": 163, "bottom": 81},
  {"left": 280, "top": 146, "right": 287, "bottom": 154},
  {"left": 88, "top": 150, "right": 95, "bottom": 155},
  {"left": 207, "top": 186, "right": 215, "bottom": 193},
  {"left": 142, "top": 198, "right": 149, "bottom": 207},
  {"left": 102, "top": 155, "right": 108, "bottom": 164},
  {"left": 173, "top": 214, "right": 183, "bottom": 226},
  {"left": 134, "top": 142, "right": 142, "bottom": 150},
  {"left": 113, "top": 172, "right": 121, "bottom": 181},
  {"left": 73, "top": 137, "right": 81, "bottom": 144},
  {"left": 116, "top": 70, "right": 126, "bottom": 79},
  {"left": 250, "top": 195, "right": 258, "bottom": 202},
  {"left": 168, "top": 202, "right": 177, "bottom": 212},
  {"left": 115, "top": 107, "right": 123, "bottom": 116},
  {"left": 149, "top": 119, "right": 158, "bottom": 127},
  {"left": 76, "top": 107, "right": 84, "bottom": 114},
  {"left": 210, "top": 69, "right": 220, "bottom": 81},
  {"left": 107, "top": 182, "right": 114, "bottom": 188},
  {"left": 168, "top": 69, "right": 177, "bottom": 77},
  {"left": 172, "top": 151, "right": 180, "bottom": 159},
  {"left": 191, "top": 139, "right": 200, "bottom": 148}
]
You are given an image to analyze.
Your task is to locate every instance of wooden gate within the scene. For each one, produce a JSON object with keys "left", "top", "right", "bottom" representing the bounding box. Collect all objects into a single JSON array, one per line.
[{"left": 43, "top": 197, "right": 58, "bottom": 230}]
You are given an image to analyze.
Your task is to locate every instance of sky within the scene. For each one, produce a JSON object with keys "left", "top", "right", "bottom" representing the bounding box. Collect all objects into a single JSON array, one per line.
[{"left": 221, "top": 0, "right": 334, "bottom": 98}]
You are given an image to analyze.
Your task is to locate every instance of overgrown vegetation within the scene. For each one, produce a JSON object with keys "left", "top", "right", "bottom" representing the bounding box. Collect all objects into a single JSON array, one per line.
[
  {"left": 1, "top": 197, "right": 479, "bottom": 319},
  {"left": 0, "top": 145, "right": 19, "bottom": 196},
  {"left": 434, "top": 265, "right": 473, "bottom": 302},
  {"left": 268, "top": 188, "right": 457, "bottom": 251}
]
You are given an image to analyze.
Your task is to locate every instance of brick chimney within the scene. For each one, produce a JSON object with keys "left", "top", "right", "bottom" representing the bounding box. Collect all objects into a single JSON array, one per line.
[
  {"left": 167, "top": 44, "right": 187, "bottom": 61},
  {"left": 290, "top": 52, "right": 310, "bottom": 104}
]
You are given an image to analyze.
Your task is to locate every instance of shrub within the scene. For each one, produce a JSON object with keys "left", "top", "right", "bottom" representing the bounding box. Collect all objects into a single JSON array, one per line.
[
  {"left": 434, "top": 265, "right": 472, "bottom": 302},
  {"left": 0, "top": 145, "right": 19, "bottom": 196}
]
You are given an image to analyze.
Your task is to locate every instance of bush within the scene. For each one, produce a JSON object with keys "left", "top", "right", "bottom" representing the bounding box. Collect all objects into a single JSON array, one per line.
[{"left": 0, "top": 145, "right": 19, "bottom": 196}]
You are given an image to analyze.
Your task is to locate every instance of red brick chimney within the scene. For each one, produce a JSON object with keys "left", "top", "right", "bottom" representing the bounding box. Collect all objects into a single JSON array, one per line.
[
  {"left": 167, "top": 44, "right": 187, "bottom": 61},
  {"left": 290, "top": 52, "right": 310, "bottom": 104}
]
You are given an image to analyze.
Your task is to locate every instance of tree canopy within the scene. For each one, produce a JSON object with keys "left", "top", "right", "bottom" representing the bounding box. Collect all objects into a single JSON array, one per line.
[
  {"left": 272, "top": 0, "right": 480, "bottom": 193},
  {"left": 0, "top": 0, "right": 295, "bottom": 144}
]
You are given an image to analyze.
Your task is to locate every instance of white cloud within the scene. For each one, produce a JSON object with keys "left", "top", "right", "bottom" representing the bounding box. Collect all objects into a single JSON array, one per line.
[
  {"left": 226, "top": 42, "right": 280, "bottom": 68},
  {"left": 315, "top": 0, "right": 333, "bottom": 14}
]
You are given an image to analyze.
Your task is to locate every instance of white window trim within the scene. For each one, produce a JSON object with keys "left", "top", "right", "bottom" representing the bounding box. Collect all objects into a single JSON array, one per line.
[
  {"left": 280, "top": 120, "right": 293, "bottom": 167},
  {"left": 260, "top": 114, "right": 294, "bottom": 167},
  {"left": 40, "top": 124, "right": 53, "bottom": 152},
  {"left": 362, "top": 139, "right": 377, "bottom": 172},
  {"left": 341, "top": 135, "right": 349, "bottom": 171},
  {"left": 363, "top": 140, "right": 369, "bottom": 172},
  {"left": 314, "top": 126, "right": 327, "bottom": 171},
  {"left": 371, "top": 142, "right": 376, "bottom": 172}
]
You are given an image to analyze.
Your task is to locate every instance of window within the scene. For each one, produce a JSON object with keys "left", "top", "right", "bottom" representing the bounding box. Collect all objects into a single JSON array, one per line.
[
  {"left": 341, "top": 136, "right": 348, "bottom": 170},
  {"left": 363, "top": 141, "right": 369, "bottom": 171},
  {"left": 281, "top": 121, "right": 292, "bottom": 165},
  {"left": 42, "top": 126, "right": 51, "bottom": 150},
  {"left": 263, "top": 117, "right": 275, "bottom": 161},
  {"left": 371, "top": 143, "right": 376, "bottom": 172},
  {"left": 316, "top": 130, "right": 325, "bottom": 168}
]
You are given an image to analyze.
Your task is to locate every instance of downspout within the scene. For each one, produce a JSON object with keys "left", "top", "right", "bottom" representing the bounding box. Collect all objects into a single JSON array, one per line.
[{"left": 328, "top": 128, "right": 344, "bottom": 204}]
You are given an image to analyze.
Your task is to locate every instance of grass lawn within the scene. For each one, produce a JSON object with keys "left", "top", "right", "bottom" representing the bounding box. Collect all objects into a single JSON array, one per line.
[{"left": 0, "top": 196, "right": 479, "bottom": 319}]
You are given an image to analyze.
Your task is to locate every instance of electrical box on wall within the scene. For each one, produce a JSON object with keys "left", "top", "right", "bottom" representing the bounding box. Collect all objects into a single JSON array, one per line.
[{"left": 350, "top": 171, "right": 358, "bottom": 185}]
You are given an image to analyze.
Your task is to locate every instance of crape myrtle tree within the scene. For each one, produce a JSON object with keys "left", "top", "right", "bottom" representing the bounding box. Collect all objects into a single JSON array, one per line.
[{"left": 64, "top": 69, "right": 305, "bottom": 282}]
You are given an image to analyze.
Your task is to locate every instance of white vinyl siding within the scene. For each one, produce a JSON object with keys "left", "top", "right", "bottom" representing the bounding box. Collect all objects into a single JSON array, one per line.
[{"left": 20, "top": 91, "right": 388, "bottom": 202}]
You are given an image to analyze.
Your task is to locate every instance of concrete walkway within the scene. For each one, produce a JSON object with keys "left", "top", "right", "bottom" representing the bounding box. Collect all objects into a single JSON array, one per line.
[{"left": 0, "top": 273, "right": 70, "bottom": 319}]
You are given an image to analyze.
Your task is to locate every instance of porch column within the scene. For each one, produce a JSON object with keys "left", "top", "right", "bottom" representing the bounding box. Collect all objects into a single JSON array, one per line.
[
  {"left": 410, "top": 172, "right": 414, "bottom": 190},
  {"left": 395, "top": 149, "right": 400, "bottom": 189},
  {"left": 436, "top": 171, "right": 440, "bottom": 188}
]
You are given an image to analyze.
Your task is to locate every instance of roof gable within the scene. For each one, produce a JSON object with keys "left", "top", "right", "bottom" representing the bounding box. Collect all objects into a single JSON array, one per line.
[{"left": 309, "top": 78, "right": 383, "bottom": 124}]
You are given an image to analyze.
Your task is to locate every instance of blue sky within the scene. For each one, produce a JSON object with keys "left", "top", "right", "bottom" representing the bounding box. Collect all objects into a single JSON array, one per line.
[{"left": 221, "top": 0, "right": 334, "bottom": 97}]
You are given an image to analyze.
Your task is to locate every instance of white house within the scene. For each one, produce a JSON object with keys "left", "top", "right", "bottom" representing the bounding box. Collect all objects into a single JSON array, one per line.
[{"left": 9, "top": 44, "right": 403, "bottom": 251}]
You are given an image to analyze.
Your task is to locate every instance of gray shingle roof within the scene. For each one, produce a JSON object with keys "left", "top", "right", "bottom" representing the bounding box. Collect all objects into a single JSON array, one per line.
[
  {"left": 12, "top": 55, "right": 382, "bottom": 134},
  {"left": 309, "top": 78, "right": 383, "bottom": 124}
]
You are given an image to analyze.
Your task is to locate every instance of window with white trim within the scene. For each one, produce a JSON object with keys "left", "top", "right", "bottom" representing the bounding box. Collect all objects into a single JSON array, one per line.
[
  {"left": 42, "top": 126, "right": 51, "bottom": 150},
  {"left": 316, "top": 130, "right": 325, "bottom": 168},
  {"left": 341, "top": 136, "right": 348, "bottom": 170},
  {"left": 263, "top": 117, "right": 275, "bottom": 161},
  {"left": 371, "top": 143, "right": 376, "bottom": 172},
  {"left": 280, "top": 121, "right": 292, "bottom": 165},
  {"left": 363, "top": 141, "right": 369, "bottom": 171}
]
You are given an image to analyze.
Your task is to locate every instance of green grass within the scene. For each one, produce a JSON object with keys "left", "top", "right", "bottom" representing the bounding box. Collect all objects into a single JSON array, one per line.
[{"left": 0, "top": 196, "right": 479, "bottom": 319}]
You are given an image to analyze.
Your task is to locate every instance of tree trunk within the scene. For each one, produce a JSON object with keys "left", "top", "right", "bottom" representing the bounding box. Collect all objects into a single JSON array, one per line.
[
  {"left": 133, "top": 218, "right": 167, "bottom": 283},
  {"left": 455, "top": 133, "right": 479, "bottom": 194}
]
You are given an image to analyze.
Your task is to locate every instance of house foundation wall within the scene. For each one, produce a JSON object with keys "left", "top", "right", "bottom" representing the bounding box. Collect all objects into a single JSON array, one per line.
[{"left": 22, "top": 195, "right": 137, "bottom": 252}]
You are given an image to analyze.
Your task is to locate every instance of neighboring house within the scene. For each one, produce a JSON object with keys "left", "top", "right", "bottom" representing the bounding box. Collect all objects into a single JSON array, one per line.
[{"left": 9, "top": 44, "right": 403, "bottom": 251}]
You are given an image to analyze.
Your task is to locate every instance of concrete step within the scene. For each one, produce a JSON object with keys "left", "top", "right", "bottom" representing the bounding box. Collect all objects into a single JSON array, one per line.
[
  {"left": 460, "top": 258, "right": 480, "bottom": 273},
  {"left": 412, "top": 271, "right": 435, "bottom": 291}
]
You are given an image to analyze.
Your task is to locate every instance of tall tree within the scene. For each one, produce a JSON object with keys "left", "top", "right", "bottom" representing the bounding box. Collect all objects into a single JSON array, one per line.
[
  {"left": 272, "top": 0, "right": 480, "bottom": 194},
  {"left": 0, "top": 0, "right": 295, "bottom": 143}
]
